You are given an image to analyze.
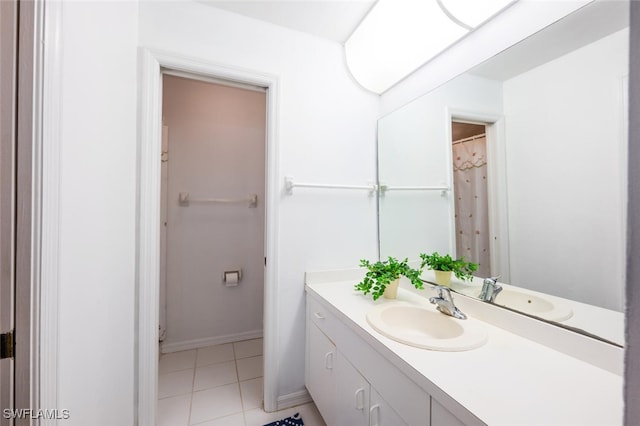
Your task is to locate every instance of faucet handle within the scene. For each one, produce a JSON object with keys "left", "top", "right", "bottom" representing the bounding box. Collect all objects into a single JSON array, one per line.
[
  {"left": 430, "top": 286, "right": 467, "bottom": 320},
  {"left": 437, "top": 285, "right": 451, "bottom": 298},
  {"left": 431, "top": 285, "right": 456, "bottom": 305},
  {"left": 483, "top": 275, "right": 501, "bottom": 285},
  {"left": 480, "top": 275, "right": 503, "bottom": 302},
  {"left": 430, "top": 284, "right": 450, "bottom": 297}
]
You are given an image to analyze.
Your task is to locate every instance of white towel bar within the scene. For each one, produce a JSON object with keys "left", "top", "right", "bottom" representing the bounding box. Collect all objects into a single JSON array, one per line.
[
  {"left": 379, "top": 184, "right": 449, "bottom": 196},
  {"left": 285, "top": 176, "right": 377, "bottom": 194},
  {"left": 178, "top": 192, "right": 258, "bottom": 208}
]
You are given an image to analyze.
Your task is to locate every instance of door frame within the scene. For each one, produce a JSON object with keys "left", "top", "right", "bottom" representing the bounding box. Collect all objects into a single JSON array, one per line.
[
  {"left": 446, "top": 109, "right": 511, "bottom": 282},
  {"left": 158, "top": 125, "right": 168, "bottom": 343},
  {"left": 14, "top": 0, "right": 39, "bottom": 417},
  {"left": 0, "top": 0, "right": 18, "bottom": 419},
  {"left": 1, "top": 0, "right": 48, "bottom": 421},
  {"left": 137, "top": 48, "right": 280, "bottom": 425},
  {"left": 40, "top": 0, "right": 64, "bottom": 417}
]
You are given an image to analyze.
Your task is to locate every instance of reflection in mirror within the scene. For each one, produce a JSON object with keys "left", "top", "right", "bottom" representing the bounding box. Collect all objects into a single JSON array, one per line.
[
  {"left": 451, "top": 121, "right": 490, "bottom": 277},
  {"left": 377, "top": 1, "right": 628, "bottom": 346}
]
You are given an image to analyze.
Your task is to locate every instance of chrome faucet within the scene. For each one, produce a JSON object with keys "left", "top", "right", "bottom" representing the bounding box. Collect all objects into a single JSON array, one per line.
[
  {"left": 429, "top": 286, "right": 467, "bottom": 320},
  {"left": 479, "top": 276, "right": 502, "bottom": 303}
]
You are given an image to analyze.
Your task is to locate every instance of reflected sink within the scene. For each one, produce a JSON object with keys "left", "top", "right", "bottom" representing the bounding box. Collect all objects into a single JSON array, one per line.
[
  {"left": 366, "top": 302, "right": 487, "bottom": 351},
  {"left": 492, "top": 288, "right": 573, "bottom": 322}
]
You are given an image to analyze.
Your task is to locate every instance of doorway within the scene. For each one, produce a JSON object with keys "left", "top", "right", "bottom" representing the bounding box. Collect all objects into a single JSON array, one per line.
[
  {"left": 156, "top": 72, "right": 267, "bottom": 423},
  {"left": 137, "top": 49, "right": 280, "bottom": 425},
  {"left": 159, "top": 73, "right": 266, "bottom": 352},
  {"left": 450, "top": 121, "right": 491, "bottom": 277},
  {"left": 448, "top": 113, "right": 510, "bottom": 281}
]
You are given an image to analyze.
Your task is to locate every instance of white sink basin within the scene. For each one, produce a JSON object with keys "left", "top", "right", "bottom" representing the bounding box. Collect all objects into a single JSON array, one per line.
[
  {"left": 366, "top": 302, "right": 487, "bottom": 351},
  {"left": 493, "top": 288, "right": 573, "bottom": 322}
]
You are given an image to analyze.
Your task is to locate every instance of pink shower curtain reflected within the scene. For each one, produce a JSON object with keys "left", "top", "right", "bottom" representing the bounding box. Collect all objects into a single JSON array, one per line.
[{"left": 452, "top": 134, "right": 491, "bottom": 277}]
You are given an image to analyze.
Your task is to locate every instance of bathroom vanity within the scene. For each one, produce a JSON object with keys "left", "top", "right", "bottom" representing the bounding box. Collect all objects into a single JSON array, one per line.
[{"left": 304, "top": 270, "right": 623, "bottom": 425}]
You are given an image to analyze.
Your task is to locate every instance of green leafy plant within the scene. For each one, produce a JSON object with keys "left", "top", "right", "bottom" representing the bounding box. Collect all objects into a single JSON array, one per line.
[
  {"left": 355, "top": 257, "right": 425, "bottom": 300},
  {"left": 419, "top": 252, "right": 478, "bottom": 281}
]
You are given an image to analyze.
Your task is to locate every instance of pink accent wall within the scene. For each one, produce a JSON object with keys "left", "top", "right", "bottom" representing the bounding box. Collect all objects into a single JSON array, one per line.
[{"left": 162, "top": 75, "right": 266, "bottom": 348}]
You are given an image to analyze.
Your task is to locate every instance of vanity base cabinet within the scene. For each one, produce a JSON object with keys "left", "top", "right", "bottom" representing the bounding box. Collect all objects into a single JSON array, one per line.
[
  {"left": 305, "top": 321, "right": 337, "bottom": 426},
  {"left": 306, "top": 291, "right": 486, "bottom": 426},
  {"left": 431, "top": 399, "right": 466, "bottom": 426},
  {"left": 306, "top": 295, "right": 428, "bottom": 425},
  {"left": 335, "top": 354, "right": 370, "bottom": 425},
  {"left": 370, "top": 387, "right": 408, "bottom": 426},
  {"left": 335, "top": 353, "right": 408, "bottom": 426}
]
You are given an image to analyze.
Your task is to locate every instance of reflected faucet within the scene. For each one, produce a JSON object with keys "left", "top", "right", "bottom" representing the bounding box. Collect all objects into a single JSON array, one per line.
[
  {"left": 479, "top": 276, "right": 502, "bottom": 303},
  {"left": 429, "top": 286, "right": 467, "bottom": 320}
]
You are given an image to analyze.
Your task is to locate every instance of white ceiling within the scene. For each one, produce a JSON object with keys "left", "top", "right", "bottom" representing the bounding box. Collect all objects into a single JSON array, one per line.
[
  {"left": 469, "top": 0, "right": 629, "bottom": 81},
  {"left": 197, "top": 0, "right": 377, "bottom": 43},
  {"left": 195, "top": 1, "right": 630, "bottom": 87}
]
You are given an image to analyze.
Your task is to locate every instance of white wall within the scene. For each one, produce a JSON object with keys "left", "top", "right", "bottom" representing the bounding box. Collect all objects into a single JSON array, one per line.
[
  {"left": 377, "top": 74, "right": 503, "bottom": 263},
  {"left": 50, "top": 0, "right": 379, "bottom": 416},
  {"left": 139, "top": 1, "right": 380, "bottom": 401},
  {"left": 51, "top": 0, "right": 378, "bottom": 418},
  {"left": 503, "top": 28, "right": 628, "bottom": 311},
  {"left": 43, "top": 0, "right": 640, "bottom": 422},
  {"left": 162, "top": 76, "right": 266, "bottom": 351},
  {"left": 49, "top": 0, "right": 629, "bottom": 422},
  {"left": 56, "top": 1, "right": 138, "bottom": 424}
]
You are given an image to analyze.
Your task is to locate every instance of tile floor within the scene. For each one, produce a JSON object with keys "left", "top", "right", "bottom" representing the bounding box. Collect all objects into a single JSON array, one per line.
[{"left": 157, "top": 338, "right": 327, "bottom": 426}]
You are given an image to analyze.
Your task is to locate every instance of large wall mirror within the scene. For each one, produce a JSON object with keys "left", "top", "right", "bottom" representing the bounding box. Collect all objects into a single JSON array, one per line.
[{"left": 377, "top": 0, "right": 628, "bottom": 346}]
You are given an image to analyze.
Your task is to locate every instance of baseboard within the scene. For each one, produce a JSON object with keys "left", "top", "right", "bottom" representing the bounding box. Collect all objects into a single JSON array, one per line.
[
  {"left": 161, "top": 329, "right": 263, "bottom": 353},
  {"left": 276, "top": 389, "right": 312, "bottom": 411}
]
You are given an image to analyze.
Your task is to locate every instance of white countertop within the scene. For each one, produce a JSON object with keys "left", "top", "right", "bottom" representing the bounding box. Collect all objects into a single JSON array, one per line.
[
  {"left": 305, "top": 274, "right": 623, "bottom": 426},
  {"left": 449, "top": 274, "right": 625, "bottom": 347}
]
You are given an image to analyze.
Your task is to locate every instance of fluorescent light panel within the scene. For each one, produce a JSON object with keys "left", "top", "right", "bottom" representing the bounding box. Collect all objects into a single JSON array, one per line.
[
  {"left": 345, "top": 0, "right": 517, "bottom": 94},
  {"left": 440, "top": 0, "right": 515, "bottom": 28}
]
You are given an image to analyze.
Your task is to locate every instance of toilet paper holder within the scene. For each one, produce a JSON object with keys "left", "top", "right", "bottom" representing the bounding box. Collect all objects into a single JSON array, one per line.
[{"left": 223, "top": 270, "right": 242, "bottom": 286}]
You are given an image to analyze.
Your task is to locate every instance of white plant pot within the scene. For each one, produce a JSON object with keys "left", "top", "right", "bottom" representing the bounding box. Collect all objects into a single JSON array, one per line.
[{"left": 383, "top": 278, "right": 400, "bottom": 299}]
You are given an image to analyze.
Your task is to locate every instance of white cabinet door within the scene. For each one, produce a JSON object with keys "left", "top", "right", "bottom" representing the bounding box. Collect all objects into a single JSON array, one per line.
[
  {"left": 431, "top": 398, "right": 466, "bottom": 426},
  {"left": 306, "top": 322, "right": 337, "bottom": 425},
  {"left": 370, "top": 388, "right": 409, "bottom": 426},
  {"left": 336, "top": 355, "right": 370, "bottom": 426}
]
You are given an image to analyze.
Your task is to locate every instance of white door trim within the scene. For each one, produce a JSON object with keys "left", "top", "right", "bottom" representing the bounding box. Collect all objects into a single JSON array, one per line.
[
  {"left": 137, "top": 48, "right": 280, "bottom": 425},
  {"left": 40, "top": 0, "right": 63, "bottom": 419},
  {"left": 15, "top": 0, "right": 46, "bottom": 418}
]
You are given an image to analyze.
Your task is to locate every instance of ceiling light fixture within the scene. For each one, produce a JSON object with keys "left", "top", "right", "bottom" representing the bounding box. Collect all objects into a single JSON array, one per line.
[{"left": 344, "top": 0, "right": 516, "bottom": 94}]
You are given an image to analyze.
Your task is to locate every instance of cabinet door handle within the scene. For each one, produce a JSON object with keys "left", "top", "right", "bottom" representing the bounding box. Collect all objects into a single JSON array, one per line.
[
  {"left": 313, "top": 312, "right": 325, "bottom": 320},
  {"left": 355, "top": 388, "right": 365, "bottom": 410},
  {"left": 369, "top": 404, "right": 380, "bottom": 426},
  {"left": 324, "top": 352, "right": 333, "bottom": 370}
]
